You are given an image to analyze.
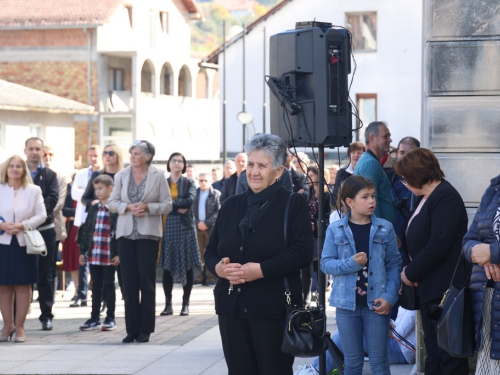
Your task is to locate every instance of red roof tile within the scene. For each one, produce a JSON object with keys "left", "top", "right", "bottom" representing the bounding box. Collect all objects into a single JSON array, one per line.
[{"left": 0, "top": 0, "right": 125, "bottom": 29}]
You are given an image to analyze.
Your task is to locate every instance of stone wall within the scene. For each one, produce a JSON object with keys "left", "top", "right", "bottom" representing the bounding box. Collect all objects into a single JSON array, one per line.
[{"left": 423, "top": 0, "right": 500, "bottom": 211}]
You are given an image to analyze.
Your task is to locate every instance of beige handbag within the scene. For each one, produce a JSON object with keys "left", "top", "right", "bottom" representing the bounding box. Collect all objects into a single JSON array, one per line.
[{"left": 24, "top": 224, "right": 47, "bottom": 256}]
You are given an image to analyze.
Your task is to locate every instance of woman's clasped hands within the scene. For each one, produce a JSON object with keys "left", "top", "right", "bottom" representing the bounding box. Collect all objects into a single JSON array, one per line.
[
  {"left": 215, "top": 257, "right": 263, "bottom": 284},
  {"left": 0, "top": 222, "right": 24, "bottom": 235}
]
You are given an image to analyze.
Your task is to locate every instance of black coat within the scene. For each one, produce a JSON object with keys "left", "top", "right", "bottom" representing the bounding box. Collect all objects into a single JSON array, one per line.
[
  {"left": 220, "top": 172, "right": 238, "bottom": 203},
  {"left": 291, "top": 168, "right": 309, "bottom": 201},
  {"left": 463, "top": 174, "right": 500, "bottom": 356},
  {"left": 404, "top": 180, "right": 471, "bottom": 304},
  {"left": 33, "top": 166, "right": 59, "bottom": 226},
  {"left": 193, "top": 187, "right": 221, "bottom": 235},
  {"left": 169, "top": 176, "right": 196, "bottom": 230},
  {"left": 205, "top": 188, "right": 313, "bottom": 319},
  {"left": 77, "top": 203, "right": 118, "bottom": 259}
]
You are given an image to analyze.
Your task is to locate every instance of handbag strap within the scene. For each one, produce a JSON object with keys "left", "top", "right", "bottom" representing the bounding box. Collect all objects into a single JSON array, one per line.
[
  {"left": 439, "top": 252, "right": 472, "bottom": 308},
  {"left": 283, "top": 193, "right": 293, "bottom": 305}
]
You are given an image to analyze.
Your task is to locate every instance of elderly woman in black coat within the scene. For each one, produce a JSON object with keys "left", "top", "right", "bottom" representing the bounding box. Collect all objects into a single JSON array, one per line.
[
  {"left": 204, "top": 134, "right": 313, "bottom": 375},
  {"left": 463, "top": 174, "right": 500, "bottom": 373}
]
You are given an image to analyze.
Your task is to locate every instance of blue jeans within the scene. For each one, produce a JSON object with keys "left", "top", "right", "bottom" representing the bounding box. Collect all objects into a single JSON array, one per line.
[
  {"left": 77, "top": 261, "right": 89, "bottom": 301},
  {"left": 335, "top": 305, "right": 391, "bottom": 375},
  {"left": 312, "top": 331, "right": 408, "bottom": 373}
]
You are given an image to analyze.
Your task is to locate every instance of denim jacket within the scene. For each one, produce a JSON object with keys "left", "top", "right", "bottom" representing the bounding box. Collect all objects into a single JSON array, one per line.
[{"left": 320, "top": 213, "right": 401, "bottom": 311}]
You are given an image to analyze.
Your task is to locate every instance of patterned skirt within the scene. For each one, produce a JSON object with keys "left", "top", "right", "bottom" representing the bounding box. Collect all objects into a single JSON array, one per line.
[
  {"left": 159, "top": 215, "right": 201, "bottom": 286},
  {"left": 476, "top": 288, "right": 500, "bottom": 374}
]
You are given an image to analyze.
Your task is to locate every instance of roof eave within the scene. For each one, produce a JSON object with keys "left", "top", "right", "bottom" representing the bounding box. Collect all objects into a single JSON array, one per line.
[
  {"left": 0, "top": 24, "right": 102, "bottom": 30},
  {"left": 0, "top": 104, "right": 96, "bottom": 115}
]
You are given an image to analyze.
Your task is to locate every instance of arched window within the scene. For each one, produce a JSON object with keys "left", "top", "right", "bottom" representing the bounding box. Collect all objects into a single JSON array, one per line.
[
  {"left": 195, "top": 69, "right": 208, "bottom": 99},
  {"left": 160, "top": 63, "right": 174, "bottom": 95},
  {"left": 178, "top": 65, "right": 192, "bottom": 97},
  {"left": 141, "top": 59, "right": 155, "bottom": 94}
]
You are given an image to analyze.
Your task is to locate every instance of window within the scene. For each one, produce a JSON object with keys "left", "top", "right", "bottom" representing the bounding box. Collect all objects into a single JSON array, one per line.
[
  {"left": 124, "top": 5, "right": 133, "bottom": 28},
  {"left": 178, "top": 66, "right": 192, "bottom": 97},
  {"left": 29, "top": 124, "right": 44, "bottom": 139},
  {"left": 160, "top": 63, "right": 173, "bottom": 95},
  {"left": 141, "top": 60, "right": 155, "bottom": 94},
  {"left": 356, "top": 94, "right": 377, "bottom": 142},
  {"left": 160, "top": 12, "right": 169, "bottom": 34},
  {"left": 108, "top": 68, "right": 124, "bottom": 91},
  {"left": 346, "top": 12, "right": 377, "bottom": 51}
]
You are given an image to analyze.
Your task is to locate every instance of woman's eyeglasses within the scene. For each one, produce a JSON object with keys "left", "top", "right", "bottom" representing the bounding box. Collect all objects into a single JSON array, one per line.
[
  {"left": 103, "top": 151, "right": 116, "bottom": 156},
  {"left": 171, "top": 159, "right": 184, "bottom": 164}
]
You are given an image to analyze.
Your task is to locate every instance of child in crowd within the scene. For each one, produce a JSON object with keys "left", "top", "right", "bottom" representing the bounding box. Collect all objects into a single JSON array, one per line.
[
  {"left": 320, "top": 176, "right": 401, "bottom": 374},
  {"left": 77, "top": 175, "right": 119, "bottom": 331}
]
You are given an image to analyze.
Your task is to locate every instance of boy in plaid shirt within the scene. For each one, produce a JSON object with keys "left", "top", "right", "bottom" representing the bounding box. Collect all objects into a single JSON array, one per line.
[{"left": 77, "top": 175, "right": 119, "bottom": 331}]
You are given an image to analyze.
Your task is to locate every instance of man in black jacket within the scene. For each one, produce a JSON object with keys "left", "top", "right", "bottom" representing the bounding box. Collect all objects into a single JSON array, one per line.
[
  {"left": 24, "top": 137, "right": 59, "bottom": 331},
  {"left": 220, "top": 153, "right": 247, "bottom": 203}
]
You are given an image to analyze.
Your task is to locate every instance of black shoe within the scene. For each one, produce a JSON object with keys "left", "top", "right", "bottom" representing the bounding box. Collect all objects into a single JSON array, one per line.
[
  {"left": 136, "top": 333, "right": 150, "bottom": 343},
  {"left": 71, "top": 295, "right": 78, "bottom": 301},
  {"left": 160, "top": 304, "right": 173, "bottom": 316},
  {"left": 42, "top": 319, "right": 53, "bottom": 331},
  {"left": 180, "top": 304, "right": 189, "bottom": 316},
  {"left": 69, "top": 299, "right": 87, "bottom": 307},
  {"left": 122, "top": 333, "right": 137, "bottom": 343}
]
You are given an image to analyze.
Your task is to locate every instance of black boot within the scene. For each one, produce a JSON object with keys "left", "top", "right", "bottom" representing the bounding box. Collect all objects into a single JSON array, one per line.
[
  {"left": 160, "top": 301, "right": 173, "bottom": 316},
  {"left": 180, "top": 304, "right": 189, "bottom": 316}
]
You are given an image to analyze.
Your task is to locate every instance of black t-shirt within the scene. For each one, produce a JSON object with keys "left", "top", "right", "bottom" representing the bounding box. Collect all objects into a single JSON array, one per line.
[{"left": 348, "top": 220, "right": 371, "bottom": 305}]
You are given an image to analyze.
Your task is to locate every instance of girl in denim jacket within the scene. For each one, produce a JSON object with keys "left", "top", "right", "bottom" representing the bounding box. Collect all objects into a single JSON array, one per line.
[{"left": 321, "top": 176, "right": 401, "bottom": 375}]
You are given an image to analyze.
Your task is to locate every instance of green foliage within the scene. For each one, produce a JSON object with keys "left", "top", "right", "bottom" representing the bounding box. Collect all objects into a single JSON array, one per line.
[{"left": 190, "top": 1, "right": 283, "bottom": 54}]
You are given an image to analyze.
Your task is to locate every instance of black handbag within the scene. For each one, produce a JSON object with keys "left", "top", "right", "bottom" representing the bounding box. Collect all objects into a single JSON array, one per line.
[
  {"left": 280, "top": 194, "right": 328, "bottom": 358},
  {"left": 436, "top": 257, "right": 475, "bottom": 358},
  {"left": 399, "top": 283, "right": 420, "bottom": 311}
]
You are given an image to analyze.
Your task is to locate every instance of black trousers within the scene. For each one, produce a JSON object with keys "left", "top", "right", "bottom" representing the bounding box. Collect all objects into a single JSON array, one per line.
[
  {"left": 218, "top": 315, "right": 294, "bottom": 375},
  {"left": 89, "top": 264, "right": 116, "bottom": 320},
  {"left": 38, "top": 227, "right": 56, "bottom": 322},
  {"left": 118, "top": 238, "right": 158, "bottom": 335},
  {"left": 420, "top": 300, "right": 469, "bottom": 375},
  {"left": 162, "top": 269, "right": 193, "bottom": 305}
]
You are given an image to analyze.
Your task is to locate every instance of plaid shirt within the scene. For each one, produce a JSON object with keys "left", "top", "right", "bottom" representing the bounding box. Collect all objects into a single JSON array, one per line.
[{"left": 89, "top": 204, "right": 112, "bottom": 266}]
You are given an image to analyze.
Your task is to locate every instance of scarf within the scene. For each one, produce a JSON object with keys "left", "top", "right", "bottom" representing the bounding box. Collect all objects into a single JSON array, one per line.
[{"left": 239, "top": 181, "right": 281, "bottom": 238}]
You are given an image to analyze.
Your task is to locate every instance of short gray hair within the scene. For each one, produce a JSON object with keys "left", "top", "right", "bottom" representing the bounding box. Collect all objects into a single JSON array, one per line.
[
  {"left": 364, "top": 121, "right": 387, "bottom": 145},
  {"left": 244, "top": 134, "right": 287, "bottom": 169},
  {"left": 129, "top": 140, "right": 155, "bottom": 166}
]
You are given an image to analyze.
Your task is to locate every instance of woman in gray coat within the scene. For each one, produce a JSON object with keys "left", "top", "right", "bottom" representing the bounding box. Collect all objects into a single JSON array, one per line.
[{"left": 108, "top": 140, "right": 172, "bottom": 344}]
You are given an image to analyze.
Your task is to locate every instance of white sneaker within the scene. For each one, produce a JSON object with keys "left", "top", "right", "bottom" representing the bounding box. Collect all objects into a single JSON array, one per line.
[{"left": 294, "top": 365, "right": 319, "bottom": 375}]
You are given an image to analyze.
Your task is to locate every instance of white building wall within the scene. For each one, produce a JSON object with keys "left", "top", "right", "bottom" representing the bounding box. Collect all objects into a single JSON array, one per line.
[
  {"left": 220, "top": 0, "right": 423, "bottom": 153},
  {"left": 0, "top": 110, "right": 75, "bottom": 175}
]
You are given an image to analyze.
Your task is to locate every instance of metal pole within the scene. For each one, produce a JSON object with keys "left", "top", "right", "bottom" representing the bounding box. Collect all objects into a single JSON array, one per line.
[
  {"left": 263, "top": 26, "right": 266, "bottom": 134},
  {"left": 318, "top": 144, "right": 327, "bottom": 375},
  {"left": 222, "top": 21, "right": 227, "bottom": 165},
  {"left": 242, "top": 23, "right": 246, "bottom": 149},
  {"left": 84, "top": 28, "right": 93, "bottom": 149}
]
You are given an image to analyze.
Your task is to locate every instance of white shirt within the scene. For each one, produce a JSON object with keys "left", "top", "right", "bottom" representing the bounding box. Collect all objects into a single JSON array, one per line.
[
  {"left": 391, "top": 307, "right": 417, "bottom": 364},
  {"left": 72, "top": 167, "right": 93, "bottom": 227}
]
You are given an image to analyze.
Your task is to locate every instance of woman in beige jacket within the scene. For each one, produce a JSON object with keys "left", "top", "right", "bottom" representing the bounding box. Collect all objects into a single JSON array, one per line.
[
  {"left": 108, "top": 140, "right": 172, "bottom": 344},
  {"left": 0, "top": 155, "right": 47, "bottom": 343}
]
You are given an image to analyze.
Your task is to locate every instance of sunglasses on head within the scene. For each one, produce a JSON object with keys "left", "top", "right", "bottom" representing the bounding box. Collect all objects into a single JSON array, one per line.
[{"left": 103, "top": 151, "right": 116, "bottom": 156}]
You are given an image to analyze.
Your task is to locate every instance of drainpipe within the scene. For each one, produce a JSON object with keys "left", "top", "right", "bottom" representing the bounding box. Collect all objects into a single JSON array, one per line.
[{"left": 84, "top": 28, "right": 93, "bottom": 149}]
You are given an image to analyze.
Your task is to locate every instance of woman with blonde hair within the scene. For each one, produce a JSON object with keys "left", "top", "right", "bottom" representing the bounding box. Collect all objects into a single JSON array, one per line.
[{"left": 0, "top": 155, "right": 47, "bottom": 342}]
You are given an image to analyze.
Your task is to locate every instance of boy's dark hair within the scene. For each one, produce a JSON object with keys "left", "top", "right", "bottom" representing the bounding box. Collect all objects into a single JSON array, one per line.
[
  {"left": 93, "top": 174, "right": 114, "bottom": 187},
  {"left": 340, "top": 176, "right": 375, "bottom": 211}
]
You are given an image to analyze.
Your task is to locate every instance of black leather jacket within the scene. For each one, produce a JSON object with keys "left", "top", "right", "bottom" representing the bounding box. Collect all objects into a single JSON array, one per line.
[{"left": 169, "top": 176, "right": 197, "bottom": 230}]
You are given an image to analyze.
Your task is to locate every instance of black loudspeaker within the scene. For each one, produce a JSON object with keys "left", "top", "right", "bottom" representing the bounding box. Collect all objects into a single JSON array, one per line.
[{"left": 269, "top": 21, "right": 352, "bottom": 148}]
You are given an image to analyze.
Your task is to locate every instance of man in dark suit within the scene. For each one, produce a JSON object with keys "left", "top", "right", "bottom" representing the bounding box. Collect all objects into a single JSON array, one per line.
[
  {"left": 211, "top": 167, "right": 223, "bottom": 193},
  {"left": 24, "top": 137, "right": 59, "bottom": 331},
  {"left": 220, "top": 153, "right": 247, "bottom": 203},
  {"left": 193, "top": 173, "right": 221, "bottom": 285}
]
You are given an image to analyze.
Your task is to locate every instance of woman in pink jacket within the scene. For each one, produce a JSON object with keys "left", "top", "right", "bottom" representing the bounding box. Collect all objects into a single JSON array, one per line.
[{"left": 0, "top": 155, "right": 47, "bottom": 343}]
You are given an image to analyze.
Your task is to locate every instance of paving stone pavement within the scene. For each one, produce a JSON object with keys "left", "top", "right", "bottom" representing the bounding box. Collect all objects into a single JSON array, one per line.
[{"left": 0, "top": 284, "right": 414, "bottom": 374}]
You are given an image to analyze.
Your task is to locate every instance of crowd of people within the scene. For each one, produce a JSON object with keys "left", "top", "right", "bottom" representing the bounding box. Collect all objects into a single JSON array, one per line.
[{"left": 0, "top": 125, "right": 498, "bottom": 375}]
